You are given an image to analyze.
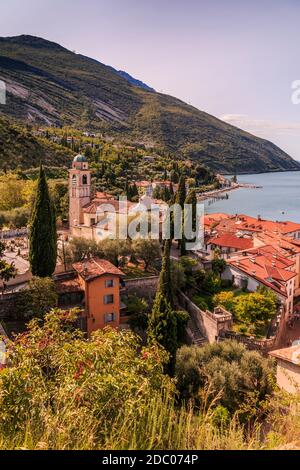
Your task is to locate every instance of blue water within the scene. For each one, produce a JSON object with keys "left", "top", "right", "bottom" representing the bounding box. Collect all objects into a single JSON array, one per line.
[{"left": 205, "top": 171, "right": 300, "bottom": 223}]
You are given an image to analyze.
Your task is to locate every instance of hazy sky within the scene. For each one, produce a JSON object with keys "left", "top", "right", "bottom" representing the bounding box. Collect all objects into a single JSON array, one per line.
[{"left": 1, "top": 0, "right": 300, "bottom": 159}]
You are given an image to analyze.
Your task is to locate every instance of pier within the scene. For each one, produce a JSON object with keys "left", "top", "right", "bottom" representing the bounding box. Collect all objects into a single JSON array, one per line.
[{"left": 197, "top": 183, "right": 262, "bottom": 202}]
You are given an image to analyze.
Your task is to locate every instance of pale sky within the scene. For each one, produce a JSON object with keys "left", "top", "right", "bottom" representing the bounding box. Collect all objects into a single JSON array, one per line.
[{"left": 1, "top": 0, "right": 300, "bottom": 159}]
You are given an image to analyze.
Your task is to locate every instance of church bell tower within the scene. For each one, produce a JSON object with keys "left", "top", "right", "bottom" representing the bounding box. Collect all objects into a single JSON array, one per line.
[{"left": 69, "top": 154, "right": 91, "bottom": 229}]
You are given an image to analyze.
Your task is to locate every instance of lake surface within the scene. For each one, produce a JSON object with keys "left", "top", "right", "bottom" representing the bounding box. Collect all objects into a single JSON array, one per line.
[{"left": 204, "top": 171, "right": 300, "bottom": 223}]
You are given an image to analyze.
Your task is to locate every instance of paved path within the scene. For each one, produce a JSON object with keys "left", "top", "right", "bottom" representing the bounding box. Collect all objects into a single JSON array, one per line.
[{"left": 3, "top": 251, "right": 29, "bottom": 274}]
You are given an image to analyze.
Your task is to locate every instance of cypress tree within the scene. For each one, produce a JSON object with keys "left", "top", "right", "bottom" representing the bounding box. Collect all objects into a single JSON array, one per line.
[
  {"left": 157, "top": 239, "right": 173, "bottom": 305},
  {"left": 148, "top": 293, "right": 178, "bottom": 374},
  {"left": 124, "top": 178, "right": 129, "bottom": 198},
  {"left": 131, "top": 182, "right": 139, "bottom": 198},
  {"left": 176, "top": 174, "right": 186, "bottom": 209},
  {"left": 148, "top": 240, "right": 176, "bottom": 373},
  {"left": 185, "top": 189, "right": 197, "bottom": 234},
  {"left": 176, "top": 174, "right": 186, "bottom": 252},
  {"left": 180, "top": 232, "right": 186, "bottom": 256},
  {"left": 148, "top": 239, "right": 189, "bottom": 374},
  {"left": 29, "top": 165, "right": 57, "bottom": 277},
  {"left": 181, "top": 189, "right": 198, "bottom": 256},
  {"left": 163, "top": 185, "right": 170, "bottom": 202}
]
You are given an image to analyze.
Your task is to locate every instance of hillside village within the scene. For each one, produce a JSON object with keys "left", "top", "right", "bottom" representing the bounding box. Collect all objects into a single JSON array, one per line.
[
  {"left": 2, "top": 0, "right": 300, "bottom": 452},
  {"left": 1, "top": 150, "right": 300, "bottom": 398},
  {"left": 0, "top": 115, "right": 300, "bottom": 448}
]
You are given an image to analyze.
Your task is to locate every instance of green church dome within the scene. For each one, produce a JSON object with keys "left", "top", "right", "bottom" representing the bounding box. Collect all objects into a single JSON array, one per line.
[{"left": 73, "top": 154, "right": 87, "bottom": 163}]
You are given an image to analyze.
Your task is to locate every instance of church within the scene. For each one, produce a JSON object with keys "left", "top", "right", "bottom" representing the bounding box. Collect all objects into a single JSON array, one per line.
[{"left": 68, "top": 154, "right": 167, "bottom": 241}]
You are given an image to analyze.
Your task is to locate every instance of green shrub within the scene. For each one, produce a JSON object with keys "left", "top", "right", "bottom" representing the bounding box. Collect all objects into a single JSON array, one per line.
[{"left": 175, "top": 341, "right": 275, "bottom": 417}]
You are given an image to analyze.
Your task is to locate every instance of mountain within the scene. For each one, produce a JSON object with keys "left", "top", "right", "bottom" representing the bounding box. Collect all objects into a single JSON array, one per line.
[
  {"left": 0, "top": 35, "right": 299, "bottom": 174},
  {"left": 112, "top": 69, "right": 154, "bottom": 91},
  {"left": 0, "top": 115, "right": 73, "bottom": 169}
]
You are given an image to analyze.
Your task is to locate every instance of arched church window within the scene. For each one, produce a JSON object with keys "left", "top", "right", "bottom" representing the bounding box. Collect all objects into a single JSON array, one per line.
[
  {"left": 72, "top": 175, "right": 77, "bottom": 186},
  {"left": 82, "top": 175, "right": 88, "bottom": 185}
]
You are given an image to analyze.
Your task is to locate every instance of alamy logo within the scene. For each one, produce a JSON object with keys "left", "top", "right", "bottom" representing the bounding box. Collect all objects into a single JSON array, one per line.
[
  {"left": 95, "top": 198, "right": 205, "bottom": 251},
  {"left": 0, "top": 80, "right": 6, "bottom": 105},
  {"left": 291, "top": 80, "right": 300, "bottom": 105}
]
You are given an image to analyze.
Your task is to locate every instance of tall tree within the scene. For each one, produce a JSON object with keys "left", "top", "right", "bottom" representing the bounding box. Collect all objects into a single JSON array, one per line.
[
  {"left": 176, "top": 174, "right": 186, "bottom": 209},
  {"left": 185, "top": 189, "right": 197, "bottom": 233},
  {"left": 147, "top": 239, "right": 189, "bottom": 374},
  {"left": 176, "top": 175, "right": 186, "bottom": 253},
  {"left": 182, "top": 189, "right": 198, "bottom": 255},
  {"left": 148, "top": 292, "right": 178, "bottom": 373},
  {"left": 156, "top": 239, "right": 173, "bottom": 306},
  {"left": 29, "top": 165, "right": 57, "bottom": 277},
  {"left": 163, "top": 185, "right": 171, "bottom": 202}
]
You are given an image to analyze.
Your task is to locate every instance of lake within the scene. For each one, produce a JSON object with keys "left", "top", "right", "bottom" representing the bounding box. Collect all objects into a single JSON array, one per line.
[{"left": 204, "top": 171, "right": 300, "bottom": 223}]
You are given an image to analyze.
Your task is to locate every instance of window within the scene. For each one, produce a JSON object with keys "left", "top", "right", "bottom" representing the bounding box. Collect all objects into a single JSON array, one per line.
[
  {"left": 104, "top": 294, "right": 114, "bottom": 305},
  {"left": 82, "top": 175, "right": 88, "bottom": 185},
  {"left": 72, "top": 175, "right": 77, "bottom": 186},
  {"left": 105, "top": 313, "right": 116, "bottom": 323},
  {"left": 105, "top": 279, "right": 114, "bottom": 288}
]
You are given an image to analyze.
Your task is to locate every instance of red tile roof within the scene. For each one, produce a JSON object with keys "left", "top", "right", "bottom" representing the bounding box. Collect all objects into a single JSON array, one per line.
[
  {"left": 228, "top": 246, "right": 296, "bottom": 297},
  {"left": 230, "top": 214, "right": 300, "bottom": 235},
  {"left": 254, "top": 232, "right": 300, "bottom": 256},
  {"left": 206, "top": 213, "right": 300, "bottom": 236},
  {"left": 208, "top": 233, "right": 253, "bottom": 250},
  {"left": 73, "top": 258, "right": 125, "bottom": 281},
  {"left": 83, "top": 198, "right": 135, "bottom": 215},
  {"left": 204, "top": 213, "right": 231, "bottom": 228},
  {"left": 95, "top": 191, "right": 115, "bottom": 200}
]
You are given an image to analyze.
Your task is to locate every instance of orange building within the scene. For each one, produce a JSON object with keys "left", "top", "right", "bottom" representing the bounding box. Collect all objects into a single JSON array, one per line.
[{"left": 72, "top": 258, "right": 125, "bottom": 336}]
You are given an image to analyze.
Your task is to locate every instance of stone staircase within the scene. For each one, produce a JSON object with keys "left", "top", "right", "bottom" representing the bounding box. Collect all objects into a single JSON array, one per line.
[{"left": 187, "top": 318, "right": 207, "bottom": 347}]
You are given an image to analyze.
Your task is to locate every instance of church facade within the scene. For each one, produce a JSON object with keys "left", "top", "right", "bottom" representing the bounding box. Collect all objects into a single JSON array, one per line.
[{"left": 68, "top": 154, "right": 168, "bottom": 241}]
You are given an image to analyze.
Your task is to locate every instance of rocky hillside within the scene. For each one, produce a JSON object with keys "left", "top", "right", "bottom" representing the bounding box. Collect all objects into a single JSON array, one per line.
[
  {"left": 0, "top": 115, "right": 74, "bottom": 169},
  {"left": 0, "top": 35, "right": 299, "bottom": 174}
]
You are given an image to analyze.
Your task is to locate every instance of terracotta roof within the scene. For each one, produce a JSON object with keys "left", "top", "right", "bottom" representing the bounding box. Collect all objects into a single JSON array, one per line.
[
  {"left": 95, "top": 192, "right": 115, "bottom": 200},
  {"left": 254, "top": 232, "right": 300, "bottom": 256},
  {"left": 269, "top": 345, "right": 300, "bottom": 365},
  {"left": 238, "top": 245, "right": 295, "bottom": 269},
  {"left": 83, "top": 198, "right": 135, "bottom": 215},
  {"left": 208, "top": 233, "right": 253, "bottom": 250},
  {"left": 72, "top": 257, "right": 125, "bottom": 281},
  {"left": 232, "top": 214, "right": 300, "bottom": 235},
  {"left": 204, "top": 213, "right": 231, "bottom": 228},
  {"left": 228, "top": 246, "right": 296, "bottom": 297},
  {"left": 205, "top": 213, "right": 300, "bottom": 236}
]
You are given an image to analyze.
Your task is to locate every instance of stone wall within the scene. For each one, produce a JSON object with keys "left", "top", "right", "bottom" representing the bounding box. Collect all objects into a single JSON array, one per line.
[
  {"left": 178, "top": 291, "right": 278, "bottom": 352},
  {"left": 0, "top": 228, "right": 29, "bottom": 239},
  {"left": 124, "top": 276, "right": 159, "bottom": 304},
  {"left": 219, "top": 330, "right": 276, "bottom": 354},
  {"left": 178, "top": 291, "right": 233, "bottom": 344}
]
